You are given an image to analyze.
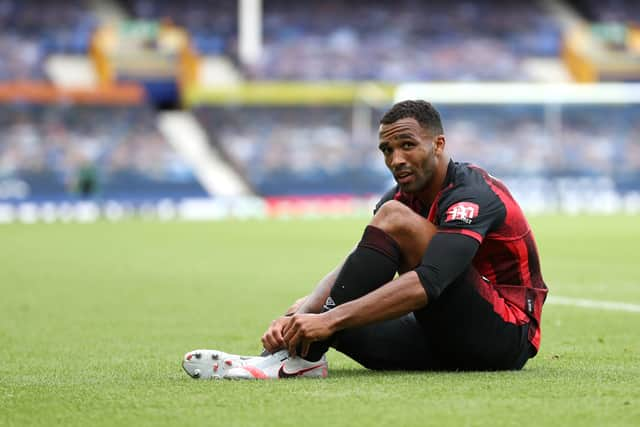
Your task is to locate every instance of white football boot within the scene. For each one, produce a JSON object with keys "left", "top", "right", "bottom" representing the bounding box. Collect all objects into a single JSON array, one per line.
[
  {"left": 225, "top": 349, "right": 328, "bottom": 379},
  {"left": 182, "top": 349, "right": 261, "bottom": 379}
]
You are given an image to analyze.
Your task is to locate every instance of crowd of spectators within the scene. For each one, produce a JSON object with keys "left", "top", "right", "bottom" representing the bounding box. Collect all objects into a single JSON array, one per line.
[
  {"left": 196, "top": 104, "right": 640, "bottom": 196},
  {"left": 0, "top": 103, "right": 197, "bottom": 193}
]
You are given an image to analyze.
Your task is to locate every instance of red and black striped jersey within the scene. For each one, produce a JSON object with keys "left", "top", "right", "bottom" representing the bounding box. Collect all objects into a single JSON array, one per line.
[{"left": 375, "top": 160, "right": 548, "bottom": 350}]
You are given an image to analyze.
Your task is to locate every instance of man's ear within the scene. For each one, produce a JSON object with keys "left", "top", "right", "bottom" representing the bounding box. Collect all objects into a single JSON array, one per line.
[{"left": 433, "top": 135, "right": 446, "bottom": 154}]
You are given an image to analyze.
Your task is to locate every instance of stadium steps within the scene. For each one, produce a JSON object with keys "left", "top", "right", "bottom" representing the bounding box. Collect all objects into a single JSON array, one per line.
[{"left": 157, "top": 112, "right": 254, "bottom": 197}]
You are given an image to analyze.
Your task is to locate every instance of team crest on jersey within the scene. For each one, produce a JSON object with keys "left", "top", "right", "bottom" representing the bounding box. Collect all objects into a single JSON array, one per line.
[{"left": 445, "top": 202, "right": 479, "bottom": 224}]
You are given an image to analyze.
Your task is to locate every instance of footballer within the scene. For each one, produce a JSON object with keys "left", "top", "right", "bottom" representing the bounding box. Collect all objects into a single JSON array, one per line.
[{"left": 183, "top": 100, "right": 548, "bottom": 379}]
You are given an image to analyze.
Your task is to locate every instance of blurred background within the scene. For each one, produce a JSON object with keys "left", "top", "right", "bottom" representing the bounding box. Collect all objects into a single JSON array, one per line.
[{"left": 1, "top": 0, "right": 639, "bottom": 222}]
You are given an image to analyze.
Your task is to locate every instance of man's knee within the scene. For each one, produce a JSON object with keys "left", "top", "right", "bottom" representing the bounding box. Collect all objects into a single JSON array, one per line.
[
  {"left": 371, "top": 200, "right": 420, "bottom": 236},
  {"left": 371, "top": 201, "right": 435, "bottom": 269}
]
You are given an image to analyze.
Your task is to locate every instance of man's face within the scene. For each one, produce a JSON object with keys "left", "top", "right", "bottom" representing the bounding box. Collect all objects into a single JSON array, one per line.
[{"left": 378, "top": 117, "right": 441, "bottom": 193}]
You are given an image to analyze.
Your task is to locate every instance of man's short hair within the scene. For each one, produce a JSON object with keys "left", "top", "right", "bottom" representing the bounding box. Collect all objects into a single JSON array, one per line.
[{"left": 380, "top": 100, "right": 444, "bottom": 136}]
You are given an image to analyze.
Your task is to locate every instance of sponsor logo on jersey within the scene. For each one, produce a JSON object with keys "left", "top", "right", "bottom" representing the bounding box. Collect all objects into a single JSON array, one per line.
[{"left": 445, "top": 202, "right": 479, "bottom": 224}]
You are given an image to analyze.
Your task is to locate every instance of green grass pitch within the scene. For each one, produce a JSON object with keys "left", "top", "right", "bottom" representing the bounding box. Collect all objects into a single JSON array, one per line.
[{"left": 1, "top": 215, "right": 639, "bottom": 426}]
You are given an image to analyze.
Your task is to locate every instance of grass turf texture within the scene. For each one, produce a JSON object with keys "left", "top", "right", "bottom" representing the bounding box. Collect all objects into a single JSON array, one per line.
[{"left": 1, "top": 216, "right": 639, "bottom": 426}]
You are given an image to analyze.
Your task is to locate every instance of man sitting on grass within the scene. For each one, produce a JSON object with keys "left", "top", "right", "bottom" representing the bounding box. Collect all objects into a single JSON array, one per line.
[{"left": 182, "top": 100, "right": 548, "bottom": 379}]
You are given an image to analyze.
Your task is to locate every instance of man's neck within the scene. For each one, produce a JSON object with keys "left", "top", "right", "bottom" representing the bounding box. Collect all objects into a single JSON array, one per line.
[{"left": 414, "top": 156, "right": 450, "bottom": 208}]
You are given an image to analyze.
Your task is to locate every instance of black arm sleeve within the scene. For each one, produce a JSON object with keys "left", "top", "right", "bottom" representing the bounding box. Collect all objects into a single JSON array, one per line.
[{"left": 414, "top": 232, "right": 480, "bottom": 302}]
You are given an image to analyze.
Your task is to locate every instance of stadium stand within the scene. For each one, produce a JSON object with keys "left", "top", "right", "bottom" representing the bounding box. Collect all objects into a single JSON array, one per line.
[
  {"left": 0, "top": 103, "right": 206, "bottom": 202},
  {"left": 1, "top": 0, "right": 639, "bottom": 218},
  {"left": 253, "top": 0, "right": 561, "bottom": 81},
  {"left": 194, "top": 106, "right": 391, "bottom": 196},
  {"left": 0, "top": 0, "right": 97, "bottom": 81},
  {"left": 0, "top": 0, "right": 567, "bottom": 83},
  {"left": 194, "top": 103, "right": 640, "bottom": 197},
  {"left": 124, "top": 0, "right": 562, "bottom": 81},
  {"left": 435, "top": 104, "right": 640, "bottom": 178}
]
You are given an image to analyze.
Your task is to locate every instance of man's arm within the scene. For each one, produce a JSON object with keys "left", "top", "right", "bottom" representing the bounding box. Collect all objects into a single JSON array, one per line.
[
  {"left": 324, "top": 271, "right": 426, "bottom": 332},
  {"left": 282, "top": 233, "right": 480, "bottom": 356},
  {"left": 261, "top": 255, "right": 349, "bottom": 352},
  {"left": 295, "top": 260, "right": 345, "bottom": 314},
  {"left": 282, "top": 270, "right": 426, "bottom": 356},
  {"left": 282, "top": 295, "right": 309, "bottom": 316},
  {"left": 284, "top": 243, "right": 356, "bottom": 316}
]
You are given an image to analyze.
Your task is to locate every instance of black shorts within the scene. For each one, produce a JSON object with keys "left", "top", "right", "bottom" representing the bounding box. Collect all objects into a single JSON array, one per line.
[{"left": 331, "top": 267, "right": 535, "bottom": 371}]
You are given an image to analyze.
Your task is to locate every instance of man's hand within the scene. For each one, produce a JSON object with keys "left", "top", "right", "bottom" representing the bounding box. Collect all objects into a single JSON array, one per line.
[
  {"left": 261, "top": 296, "right": 310, "bottom": 353},
  {"left": 261, "top": 316, "right": 292, "bottom": 353},
  {"left": 282, "top": 313, "right": 336, "bottom": 358}
]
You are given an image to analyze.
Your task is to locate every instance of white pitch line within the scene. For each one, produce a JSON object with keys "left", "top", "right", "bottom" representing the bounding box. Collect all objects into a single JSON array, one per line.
[{"left": 547, "top": 296, "right": 640, "bottom": 313}]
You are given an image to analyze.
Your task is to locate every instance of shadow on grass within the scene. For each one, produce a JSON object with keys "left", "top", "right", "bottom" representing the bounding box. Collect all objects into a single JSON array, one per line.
[
  {"left": 329, "top": 368, "right": 439, "bottom": 378},
  {"left": 328, "top": 366, "right": 542, "bottom": 379}
]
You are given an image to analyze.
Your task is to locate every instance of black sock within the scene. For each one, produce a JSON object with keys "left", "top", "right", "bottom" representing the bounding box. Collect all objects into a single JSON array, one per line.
[{"left": 303, "top": 225, "right": 402, "bottom": 361}]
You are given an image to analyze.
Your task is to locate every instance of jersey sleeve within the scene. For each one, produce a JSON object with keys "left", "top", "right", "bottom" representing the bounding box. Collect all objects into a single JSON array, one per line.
[
  {"left": 434, "top": 184, "right": 505, "bottom": 243},
  {"left": 415, "top": 232, "right": 480, "bottom": 301}
]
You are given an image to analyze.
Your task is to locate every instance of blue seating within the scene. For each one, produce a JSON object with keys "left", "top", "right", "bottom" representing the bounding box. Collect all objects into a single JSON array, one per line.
[{"left": 0, "top": 103, "right": 206, "bottom": 202}]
